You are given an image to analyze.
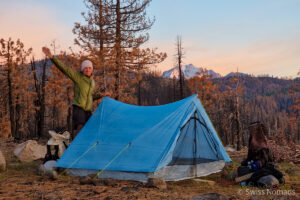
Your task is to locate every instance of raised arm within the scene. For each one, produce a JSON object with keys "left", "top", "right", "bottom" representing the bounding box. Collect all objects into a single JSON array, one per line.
[{"left": 42, "top": 47, "right": 80, "bottom": 83}]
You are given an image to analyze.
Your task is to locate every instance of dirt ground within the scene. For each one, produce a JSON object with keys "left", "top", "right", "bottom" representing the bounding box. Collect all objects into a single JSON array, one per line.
[{"left": 0, "top": 138, "right": 299, "bottom": 200}]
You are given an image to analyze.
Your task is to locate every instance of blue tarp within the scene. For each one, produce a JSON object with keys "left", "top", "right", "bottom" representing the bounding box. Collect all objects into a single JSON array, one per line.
[{"left": 56, "top": 94, "right": 231, "bottom": 172}]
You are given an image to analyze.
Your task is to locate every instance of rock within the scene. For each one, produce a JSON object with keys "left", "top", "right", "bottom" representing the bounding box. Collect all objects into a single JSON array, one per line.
[
  {"left": 92, "top": 178, "right": 117, "bottom": 187},
  {"left": 13, "top": 140, "right": 46, "bottom": 162},
  {"left": 257, "top": 175, "right": 279, "bottom": 188},
  {"left": 0, "top": 150, "right": 6, "bottom": 172},
  {"left": 293, "top": 159, "right": 300, "bottom": 164},
  {"left": 289, "top": 161, "right": 295, "bottom": 166},
  {"left": 295, "top": 170, "right": 300, "bottom": 177},
  {"left": 146, "top": 178, "right": 167, "bottom": 190},
  {"left": 120, "top": 187, "right": 139, "bottom": 192},
  {"left": 228, "top": 195, "right": 239, "bottom": 200},
  {"left": 36, "top": 164, "right": 46, "bottom": 176},
  {"left": 45, "top": 168, "right": 58, "bottom": 180},
  {"left": 57, "top": 168, "right": 69, "bottom": 176},
  {"left": 193, "top": 179, "right": 216, "bottom": 186},
  {"left": 80, "top": 176, "right": 118, "bottom": 187},
  {"left": 248, "top": 197, "right": 261, "bottom": 200},
  {"left": 79, "top": 176, "right": 93, "bottom": 185},
  {"left": 190, "top": 193, "right": 229, "bottom": 200},
  {"left": 225, "top": 146, "right": 236, "bottom": 152},
  {"left": 120, "top": 187, "right": 131, "bottom": 192},
  {"left": 273, "top": 197, "right": 295, "bottom": 200},
  {"left": 285, "top": 167, "right": 296, "bottom": 175}
]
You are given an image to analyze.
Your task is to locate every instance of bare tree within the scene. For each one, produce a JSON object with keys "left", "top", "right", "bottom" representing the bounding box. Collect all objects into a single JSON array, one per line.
[
  {"left": 234, "top": 73, "right": 242, "bottom": 150},
  {"left": 31, "top": 57, "right": 48, "bottom": 138},
  {"left": 229, "top": 70, "right": 243, "bottom": 150},
  {"left": 175, "top": 35, "right": 184, "bottom": 99},
  {"left": 0, "top": 38, "right": 32, "bottom": 140}
]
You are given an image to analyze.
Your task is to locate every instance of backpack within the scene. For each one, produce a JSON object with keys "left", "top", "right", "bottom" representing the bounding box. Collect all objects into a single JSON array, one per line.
[{"left": 43, "top": 128, "right": 70, "bottom": 163}]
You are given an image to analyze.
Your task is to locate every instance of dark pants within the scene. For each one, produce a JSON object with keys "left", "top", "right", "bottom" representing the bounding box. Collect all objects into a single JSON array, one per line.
[{"left": 72, "top": 105, "right": 92, "bottom": 131}]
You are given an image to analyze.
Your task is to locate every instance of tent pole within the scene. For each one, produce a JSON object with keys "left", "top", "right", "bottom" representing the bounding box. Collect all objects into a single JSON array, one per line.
[{"left": 193, "top": 111, "right": 197, "bottom": 177}]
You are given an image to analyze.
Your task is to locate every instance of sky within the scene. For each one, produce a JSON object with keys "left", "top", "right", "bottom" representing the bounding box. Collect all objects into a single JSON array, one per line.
[{"left": 0, "top": 0, "right": 299, "bottom": 78}]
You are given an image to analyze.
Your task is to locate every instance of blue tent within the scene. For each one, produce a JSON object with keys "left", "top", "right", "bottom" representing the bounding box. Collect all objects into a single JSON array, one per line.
[{"left": 56, "top": 94, "right": 231, "bottom": 182}]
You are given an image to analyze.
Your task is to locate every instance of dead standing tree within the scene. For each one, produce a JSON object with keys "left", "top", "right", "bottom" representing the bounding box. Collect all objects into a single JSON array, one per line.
[
  {"left": 230, "top": 72, "right": 243, "bottom": 150},
  {"left": 288, "top": 70, "right": 300, "bottom": 143},
  {"left": 31, "top": 57, "right": 48, "bottom": 138},
  {"left": 175, "top": 35, "right": 184, "bottom": 99},
  {"left": 0, "top": 38, "right": 33, "bottom": 140}
]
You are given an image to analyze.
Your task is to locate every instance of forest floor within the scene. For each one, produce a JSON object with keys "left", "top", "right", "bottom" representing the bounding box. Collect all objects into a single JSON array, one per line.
[{"left": 0, "top": 138, "right": 299, "bottom": 200}]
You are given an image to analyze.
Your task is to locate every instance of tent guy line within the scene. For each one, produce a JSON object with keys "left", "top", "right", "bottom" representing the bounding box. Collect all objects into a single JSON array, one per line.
[{"left": 95, "top": 142, "right": 132, "bottom": 179}]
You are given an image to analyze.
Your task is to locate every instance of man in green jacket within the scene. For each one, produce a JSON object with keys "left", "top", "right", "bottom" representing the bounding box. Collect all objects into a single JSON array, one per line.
[{"left": 42, "top": 47, "right": 109, "bottom": 138}]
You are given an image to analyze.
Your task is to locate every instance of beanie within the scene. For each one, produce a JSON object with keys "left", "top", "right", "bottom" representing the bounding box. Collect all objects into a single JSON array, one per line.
[{"left": 81, "top": 60, "right": 93, "bottom": 71}]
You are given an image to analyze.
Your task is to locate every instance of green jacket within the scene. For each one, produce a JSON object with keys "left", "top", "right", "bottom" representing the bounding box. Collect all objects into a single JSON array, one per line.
[{"left": 51, "top": 56, "right": 101, "bottom": 111}]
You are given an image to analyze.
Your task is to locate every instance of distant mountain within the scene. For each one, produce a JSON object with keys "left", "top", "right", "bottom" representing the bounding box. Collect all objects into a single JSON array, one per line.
[
  {"left": 224, "top": 72, "right": 249, "bottom": 78},
  {"left": 162, "top": 64, "right": 221, "bottom": 79}
]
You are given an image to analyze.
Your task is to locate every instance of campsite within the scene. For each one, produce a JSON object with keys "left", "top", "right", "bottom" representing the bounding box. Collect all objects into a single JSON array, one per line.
[
  {"left": 0, "top": 0, "right": 300, "bottom": 199},
  {"left": 0, "top": 135, "right": 299, "bottom": 199}
]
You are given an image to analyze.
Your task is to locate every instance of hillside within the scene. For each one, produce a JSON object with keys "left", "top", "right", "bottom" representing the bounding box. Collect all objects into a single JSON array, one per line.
[{"left": 214, "top": 76, "right": 297, "bottom": 112}]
